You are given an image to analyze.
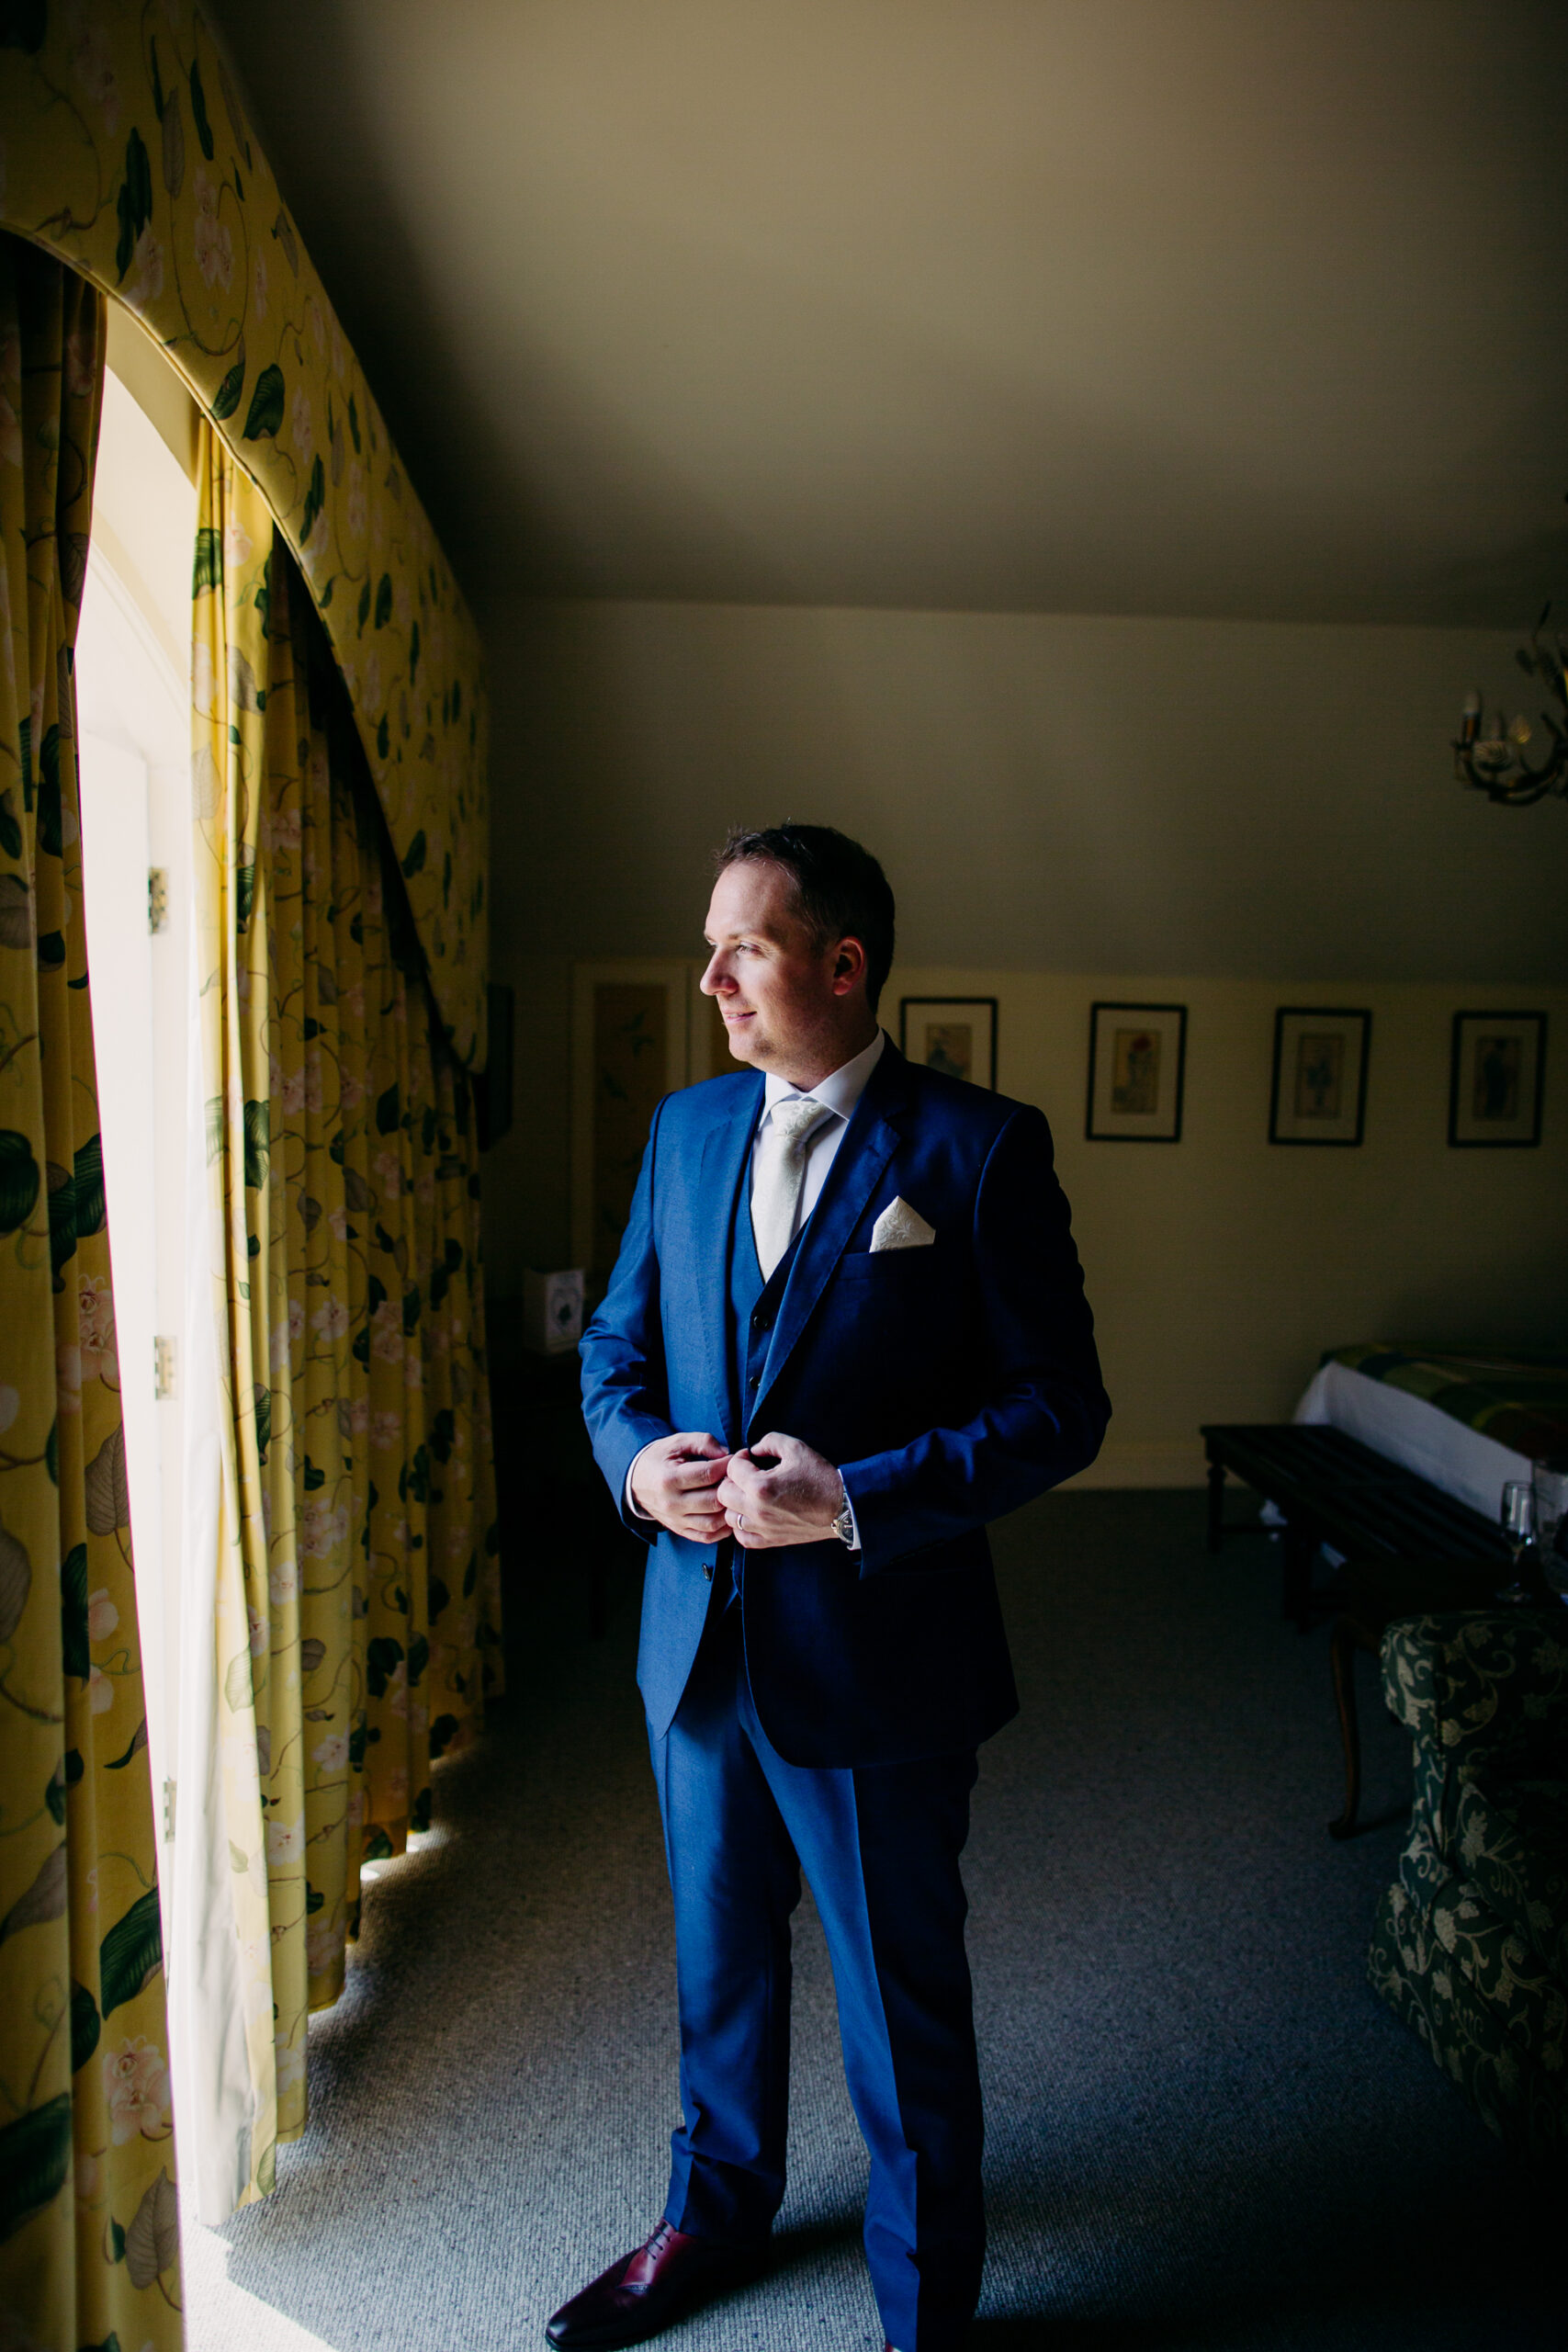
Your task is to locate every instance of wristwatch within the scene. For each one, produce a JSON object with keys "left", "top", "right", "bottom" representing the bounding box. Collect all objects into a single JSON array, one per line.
[{"left": 831, "top": 1478, "right": 857, "bottom": 1548}]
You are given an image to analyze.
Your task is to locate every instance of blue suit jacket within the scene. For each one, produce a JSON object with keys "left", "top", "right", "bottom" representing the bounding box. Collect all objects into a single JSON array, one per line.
[{"left": 580, "top": 1036, "right": 1110, "bottom": 1768}]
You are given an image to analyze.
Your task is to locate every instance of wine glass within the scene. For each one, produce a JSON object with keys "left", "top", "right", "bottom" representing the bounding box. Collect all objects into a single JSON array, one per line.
[
  {"left": 1496, "top": 1480, "right": 1537, "bottom": 1605},
  {"left": 1532, "top": 1458, "right": 1568, "bottom": 1600}
]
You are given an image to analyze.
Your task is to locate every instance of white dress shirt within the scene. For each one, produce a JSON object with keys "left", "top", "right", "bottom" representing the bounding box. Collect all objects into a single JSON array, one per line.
[
  {"left": 626, "top": 1027, "right": 886, "bottom": 1538},
  {"left": 752, "top": 1026, "right": 886, "bottom": 1252}
]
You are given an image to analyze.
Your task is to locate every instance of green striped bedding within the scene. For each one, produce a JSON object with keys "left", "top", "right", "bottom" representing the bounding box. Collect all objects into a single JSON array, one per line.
[{"left": 1324, "top": 1344, "right": 1568, "bottom": 1464}]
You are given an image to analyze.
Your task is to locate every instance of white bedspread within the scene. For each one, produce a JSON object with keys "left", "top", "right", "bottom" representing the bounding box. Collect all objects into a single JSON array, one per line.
[{"left": 1293, "top": 1359, "right": 1531, "bottom": 1521}]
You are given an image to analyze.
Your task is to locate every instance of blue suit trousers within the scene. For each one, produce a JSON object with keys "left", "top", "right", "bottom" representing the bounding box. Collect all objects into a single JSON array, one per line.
[{"left": 651, "top": 1602, "right": 985, "bottom": 2352}]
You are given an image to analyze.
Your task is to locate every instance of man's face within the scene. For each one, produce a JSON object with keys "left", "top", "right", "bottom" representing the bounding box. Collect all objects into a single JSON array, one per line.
[{"left": 700, "top": 859, "right": 851, "bottom": 1077}]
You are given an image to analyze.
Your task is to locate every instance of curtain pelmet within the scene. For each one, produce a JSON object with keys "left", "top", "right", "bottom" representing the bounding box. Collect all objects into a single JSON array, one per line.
[
  {"left": 0, "top": 8, "right": 489, "bottom": 1066},
  {"left": 190, "top": 427, "right": 500, "bottom": 2206},
  {"left": 0, "top": 242, "right": 182, "bottom": 2348}
]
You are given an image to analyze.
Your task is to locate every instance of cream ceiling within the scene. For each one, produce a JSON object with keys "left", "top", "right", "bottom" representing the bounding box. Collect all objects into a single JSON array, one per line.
[{"left": 205, "top": 0, "right": 1565, "bottom": 624}]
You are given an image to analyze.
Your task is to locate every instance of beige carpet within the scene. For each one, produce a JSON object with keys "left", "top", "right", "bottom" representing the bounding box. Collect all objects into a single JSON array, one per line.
[{"left": 181, "top": 1490, "right": 1557, "bottom": 2352}]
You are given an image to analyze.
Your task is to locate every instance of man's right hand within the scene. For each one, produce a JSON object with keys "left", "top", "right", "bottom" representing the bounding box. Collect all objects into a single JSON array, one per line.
[{"left": 630, "top": 1431, "right": 731, "bottom": 1542}]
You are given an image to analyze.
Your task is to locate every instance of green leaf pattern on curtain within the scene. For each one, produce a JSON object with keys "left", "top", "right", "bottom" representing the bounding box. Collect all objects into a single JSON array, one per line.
[
  {"left": 0, "top": 239, "right": 181, "bottom": 2349},
  {"left": 194, "top": 427, "right": 501, "bottom": 2202},
  {"left": 0, "top": 4, "right": 489, "bottom": 1067}
]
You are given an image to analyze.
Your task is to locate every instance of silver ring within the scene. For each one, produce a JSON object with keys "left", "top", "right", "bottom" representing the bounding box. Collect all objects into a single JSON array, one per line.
[{"left": 738, "top": 1514, "right": 746, "bottom": 1533}]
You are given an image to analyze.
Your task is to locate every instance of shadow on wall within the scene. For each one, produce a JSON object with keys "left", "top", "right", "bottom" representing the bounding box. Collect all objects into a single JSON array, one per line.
[{"left": 482, "top": 603, "right": 1566, "bottom": 987}]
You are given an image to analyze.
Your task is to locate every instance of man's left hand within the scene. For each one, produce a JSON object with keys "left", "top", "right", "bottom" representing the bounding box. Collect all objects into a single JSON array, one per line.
[{"left": 718, "top": 1432, "right": 842, "bottom": 1549}]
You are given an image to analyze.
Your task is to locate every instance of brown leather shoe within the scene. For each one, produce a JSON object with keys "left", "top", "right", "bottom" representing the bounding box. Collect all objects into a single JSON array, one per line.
[{"left": 544, "top": 2220, "right": 765, "bottom": 2348}]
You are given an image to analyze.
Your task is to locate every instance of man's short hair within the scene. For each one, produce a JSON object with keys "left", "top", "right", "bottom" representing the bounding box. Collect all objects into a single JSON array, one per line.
[{"left": 716, "top": 823, "right": 897, "bottom": 1012}]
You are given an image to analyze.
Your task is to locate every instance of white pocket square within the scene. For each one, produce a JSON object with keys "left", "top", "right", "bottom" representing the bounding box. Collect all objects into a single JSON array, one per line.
[{"left": 870, "top": 1196, "right": 937, "bottom": 1252}]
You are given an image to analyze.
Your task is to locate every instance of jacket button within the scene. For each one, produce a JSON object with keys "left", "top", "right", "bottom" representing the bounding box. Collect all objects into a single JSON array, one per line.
[
  {"left": 748, "top": 1371, "right": 760, "bottom": 1389},
  {"left": 703, "top": 1560, "right": 714, "bottom": 1581}
]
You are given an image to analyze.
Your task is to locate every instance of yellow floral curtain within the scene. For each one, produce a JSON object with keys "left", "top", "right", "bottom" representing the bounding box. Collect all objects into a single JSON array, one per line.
[
  {"left": 0, "top": 244, "right": 180, "bottom": 2346},
  {"left": 0, "top": 4, "right": 490, "bottom": 1066},
  {"left": 192, "top": 425, "right": 500, "bottom": 2205}
]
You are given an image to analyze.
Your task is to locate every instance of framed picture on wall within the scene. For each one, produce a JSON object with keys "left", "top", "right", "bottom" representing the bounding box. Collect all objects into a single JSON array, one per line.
[
  {"left": 570, "top": 961, "right": 692, "bottom": 1285},
  {"left": 1449, "top": 1011, "right": 1546, "bottom": 1148},
  {"left": 899, "top": 997, "right": 998, "bottom": 1089},
  {"left": 1086, "top": 1001, "right": 1187, "bottom": 1141},
  {"left": 1269, "top": 1007, "right": 1371, "bottom": 1146}
]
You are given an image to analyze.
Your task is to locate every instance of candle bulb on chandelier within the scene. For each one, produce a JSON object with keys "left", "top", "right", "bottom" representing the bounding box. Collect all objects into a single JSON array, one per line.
[{"left": 1450, "top": 605, "right": 1566, "bottom": 804}]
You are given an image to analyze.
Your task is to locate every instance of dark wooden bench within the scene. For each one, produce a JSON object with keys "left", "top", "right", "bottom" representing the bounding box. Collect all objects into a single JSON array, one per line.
[
  {"left": 1200, "top": 1421, "right": 1511, "bottom": 1631},
  {"left": 1201, "top": 1422, "right": 1527, "bottom": 1838}
]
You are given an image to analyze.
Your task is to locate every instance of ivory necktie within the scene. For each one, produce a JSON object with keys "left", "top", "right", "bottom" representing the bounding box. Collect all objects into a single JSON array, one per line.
[{"left": 751, "top": 1098, "right": 832, "bottom": 1281}]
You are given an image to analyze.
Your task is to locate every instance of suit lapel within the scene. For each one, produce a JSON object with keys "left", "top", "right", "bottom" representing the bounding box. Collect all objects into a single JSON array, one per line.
[
  {"left": 694, "top": 1073, "right": 762, "bottom": 1442},
  {"left": 753, "top": 1044, "right": 912, "bottom": 1427}
]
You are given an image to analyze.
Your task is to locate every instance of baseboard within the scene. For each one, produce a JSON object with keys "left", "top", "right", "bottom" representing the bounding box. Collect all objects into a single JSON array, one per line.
[{"left": 1062, "top": 1438, "right": 1209, "bottom": 1490}]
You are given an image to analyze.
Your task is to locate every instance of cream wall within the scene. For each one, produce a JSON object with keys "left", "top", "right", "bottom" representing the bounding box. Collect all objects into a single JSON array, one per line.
[
  {"left": 482, "top": 956, "right": 1566, "bottom": 1483},
  {"left": 481, "top": 598, "right": 1565, "bottom": 1475},
  {"left": 890, "top": 970, "right": 1566, "bottom": 1487}
]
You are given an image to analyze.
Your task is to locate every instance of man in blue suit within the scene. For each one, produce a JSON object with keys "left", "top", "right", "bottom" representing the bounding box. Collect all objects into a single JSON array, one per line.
[{"left": 555, "top": 825, "right": 1108, "bottom": 2352}]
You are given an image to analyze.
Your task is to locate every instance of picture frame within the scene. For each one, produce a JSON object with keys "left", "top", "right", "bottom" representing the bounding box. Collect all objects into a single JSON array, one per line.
[
  {"left": 1269, "top": 1007, "right": 1371, "bottom": 1147},
  {"left": 899, "top": 997, "right": 998, "bottom": 1090},
  {"left": 570, "top": 961, "right": 692, "bottom": 1282},
  {"left": 1086, "top": 1001, "right": 1187, "bottom": 1141},
  {"left": 1449, "top": 1011, "right": 1546, "bottom": 1148}
]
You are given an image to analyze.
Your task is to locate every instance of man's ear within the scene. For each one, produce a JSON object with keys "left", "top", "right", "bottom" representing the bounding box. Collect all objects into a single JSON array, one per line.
[{"left": 831, "top": 935, "right": 868, "bottom": 998}]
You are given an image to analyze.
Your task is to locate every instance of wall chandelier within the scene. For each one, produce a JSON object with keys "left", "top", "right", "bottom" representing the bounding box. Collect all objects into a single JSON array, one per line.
[{"left": 1454, "top": 604, "right": 1566, "bottom": 806}]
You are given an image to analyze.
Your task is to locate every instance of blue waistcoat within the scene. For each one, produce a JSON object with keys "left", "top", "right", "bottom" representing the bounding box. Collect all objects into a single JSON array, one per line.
[{"left": 723, "top": 1148, "right": 803, "bottom": 1603}]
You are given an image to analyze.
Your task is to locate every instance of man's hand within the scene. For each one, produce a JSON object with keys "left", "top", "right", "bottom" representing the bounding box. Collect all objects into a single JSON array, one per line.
[
  {"left": 718, "top": 1432, "right": 843, "bottom": 1550},
  {"left": 630, "top": 1432, "right": 731, "bottom": 1542}
]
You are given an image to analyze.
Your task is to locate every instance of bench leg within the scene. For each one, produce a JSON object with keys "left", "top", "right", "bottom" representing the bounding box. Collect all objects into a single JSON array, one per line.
[
  {"left": 1327, "top": 1614, "right": 1363, "bottom": 1838},
  {"left": 1206, "top": 1455, "right": 1226, "bottom": 1554},
  {"left": 1282, "top": 1524, "right": 1315, "bottom": 1633}
]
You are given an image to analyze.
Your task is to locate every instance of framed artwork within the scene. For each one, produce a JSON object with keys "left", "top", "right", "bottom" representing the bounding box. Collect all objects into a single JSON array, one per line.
[
  {"left": 1086, "top": 1002, "right": 1187, "bottom": 1141},
  {"left": 899, "top": 997, "right": 998, "bottom": 1089},
  {"left": 1449, "top": 1011, "right": 1546, "bottom": 1148},
  {"left": 571, "top": 961, "right": 692, "bottom": 1283},
  {"left": 1269, "top": 1007, "right": 1371, "bottom": 1146}
]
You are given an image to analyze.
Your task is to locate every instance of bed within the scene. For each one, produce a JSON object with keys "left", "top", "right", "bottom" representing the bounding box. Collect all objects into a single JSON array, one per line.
[{"left": 1293, "top": 1343, "right": 1568, "bottom": 1522}]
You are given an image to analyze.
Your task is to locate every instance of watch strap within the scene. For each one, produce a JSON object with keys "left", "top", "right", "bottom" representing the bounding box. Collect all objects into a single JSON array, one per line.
[{"left": 832, "top": 1479, "right": 856, "bottom": 1546}]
